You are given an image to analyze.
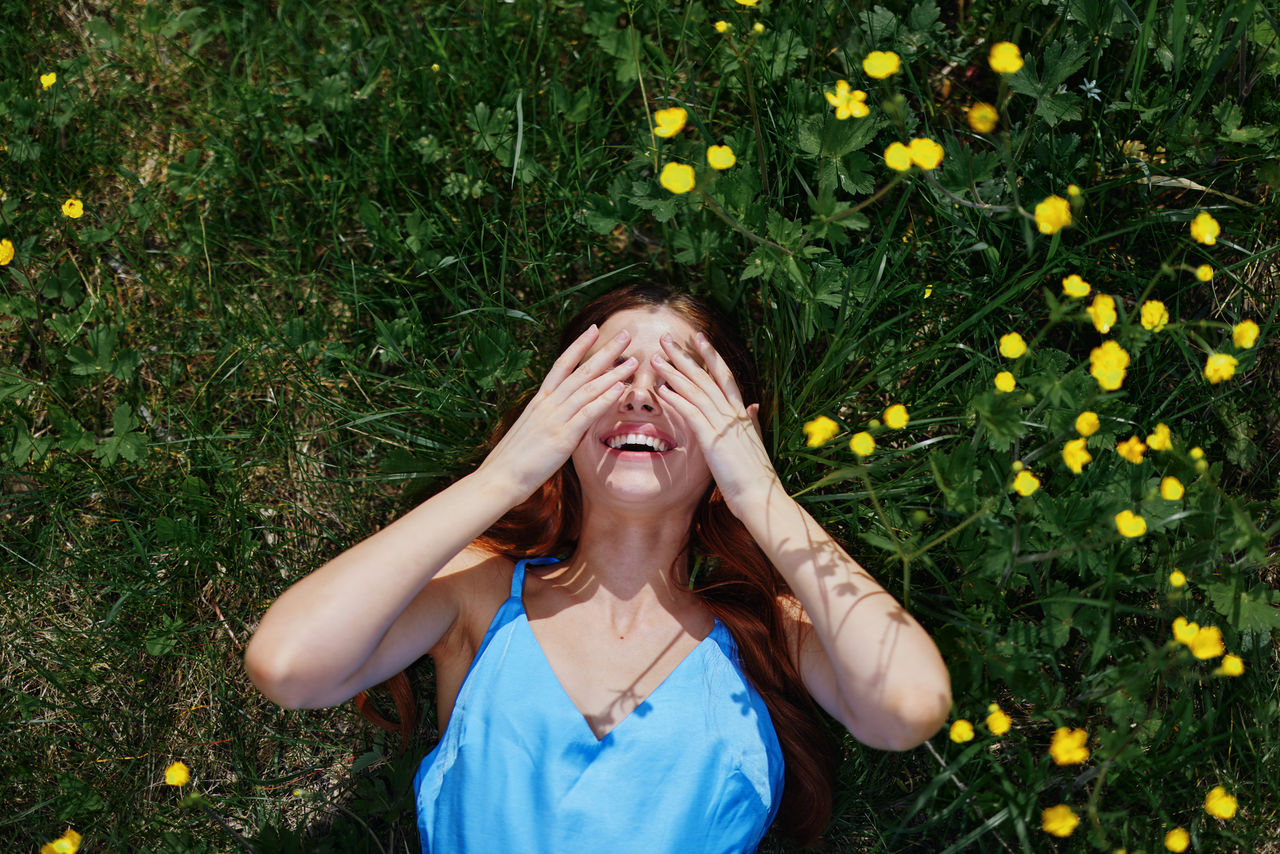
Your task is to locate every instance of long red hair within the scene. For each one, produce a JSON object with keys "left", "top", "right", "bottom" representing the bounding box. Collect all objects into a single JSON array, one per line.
[{"left": 476, "top": 282, "right": 836, "bottom": 845}]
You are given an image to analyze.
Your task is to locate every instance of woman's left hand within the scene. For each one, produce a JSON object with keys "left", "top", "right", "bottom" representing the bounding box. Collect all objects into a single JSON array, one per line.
[{"left": 653, "top": 332, "right": 781, "bottom": 515}]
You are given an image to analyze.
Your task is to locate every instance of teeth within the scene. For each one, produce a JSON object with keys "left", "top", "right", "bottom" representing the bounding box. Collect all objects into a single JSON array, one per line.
[{"left": 606, "top": 433, "right": 670, "bottom": 452}]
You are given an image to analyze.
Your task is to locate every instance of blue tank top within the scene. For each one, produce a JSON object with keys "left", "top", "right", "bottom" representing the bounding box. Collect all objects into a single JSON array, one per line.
[{"left": 414, "top": 557, "right": 785, "bottom": 853}]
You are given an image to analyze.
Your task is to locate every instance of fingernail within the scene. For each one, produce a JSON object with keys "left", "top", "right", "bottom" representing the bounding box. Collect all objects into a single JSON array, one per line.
[
  {"left": 695, "top": 332, "right": 707, "bottom": 345},
  {"left": 661, "top": 333, "right": 673, "bottom": 344},
  {"left": 615, "top": 330, "right": 630, "bottom": 342}
]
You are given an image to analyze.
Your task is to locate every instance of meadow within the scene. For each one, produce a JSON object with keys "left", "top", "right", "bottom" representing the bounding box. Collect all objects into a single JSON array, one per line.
[{"left": 3, "top": 0, "right": 1278, "bottom": 851}]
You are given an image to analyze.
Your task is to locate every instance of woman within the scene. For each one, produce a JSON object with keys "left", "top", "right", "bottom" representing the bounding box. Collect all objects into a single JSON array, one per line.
[{"left": 245, "top": 283, "right": 951, "bottom": 852}]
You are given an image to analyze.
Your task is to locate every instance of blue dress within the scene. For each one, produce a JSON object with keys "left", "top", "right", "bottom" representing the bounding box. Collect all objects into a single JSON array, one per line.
[{"left": 414, "top": 557, "right": 785, "bottom": 853}]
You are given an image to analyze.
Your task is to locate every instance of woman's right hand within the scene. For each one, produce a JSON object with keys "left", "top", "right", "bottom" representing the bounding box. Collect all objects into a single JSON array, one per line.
[{"left": 476, "top": 324, "right": 636, "bottom": 502}]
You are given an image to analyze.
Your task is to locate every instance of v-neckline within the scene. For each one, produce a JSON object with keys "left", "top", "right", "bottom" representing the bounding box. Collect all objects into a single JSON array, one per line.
[{"left": 519, "top": 610, "right": 719, "bottom": 743}]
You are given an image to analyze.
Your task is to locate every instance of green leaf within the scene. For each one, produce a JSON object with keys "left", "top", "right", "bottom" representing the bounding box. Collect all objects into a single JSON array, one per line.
[{"left": 1205, "top": 581, "right": 1280, "bottom": 633}]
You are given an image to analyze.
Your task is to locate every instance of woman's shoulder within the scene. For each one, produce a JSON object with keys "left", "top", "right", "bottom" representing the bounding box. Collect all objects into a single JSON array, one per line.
[{"left": 428, "top": 544, "right": 517, "bottom": 656}]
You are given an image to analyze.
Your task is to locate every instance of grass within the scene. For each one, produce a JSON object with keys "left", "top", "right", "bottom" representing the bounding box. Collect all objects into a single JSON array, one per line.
[{"left": 3, "top": 0, "right": 1279, "bottom": 851}]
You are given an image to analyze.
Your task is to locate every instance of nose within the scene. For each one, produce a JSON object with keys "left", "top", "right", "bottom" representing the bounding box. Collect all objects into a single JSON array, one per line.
[{"left": 618, "top": 367, "right": 661, "bottom": 413}]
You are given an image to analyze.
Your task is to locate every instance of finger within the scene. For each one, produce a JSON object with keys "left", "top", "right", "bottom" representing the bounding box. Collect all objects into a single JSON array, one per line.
[
  {"left": 539, "top": 323, "right": 601, "bottom": 394},
  {"left": 691, "top": 332, "right": 745, "bottom": 409},
  {"left": 747, "top": 403, "right": 762, "bottom": 439},
  {"left": 547, "top": 328, "right": 631, "bottom": 400},
  {"left": 656, "top": 335, "right": 721, "bottom": 402},
  {"left": 564, "top": 356, "right": 637, "bottom": 414}
]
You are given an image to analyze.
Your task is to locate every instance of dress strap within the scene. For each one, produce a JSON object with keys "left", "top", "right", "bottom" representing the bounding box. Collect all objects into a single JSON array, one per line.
[{"left": 510, "top": 556, "right": 560, "bottom": 598}]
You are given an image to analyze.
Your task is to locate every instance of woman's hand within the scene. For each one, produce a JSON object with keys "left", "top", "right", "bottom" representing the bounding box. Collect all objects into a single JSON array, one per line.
[
  {"left": 476, "top": 324, "right": 638, "bottom": 503},
  {"left": 652, "top": 332, "right": 781, "bottom": 516}
]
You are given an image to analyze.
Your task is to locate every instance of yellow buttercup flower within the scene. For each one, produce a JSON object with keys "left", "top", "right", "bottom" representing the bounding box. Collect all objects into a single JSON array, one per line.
[
  {"left": 1075, "top": 411, "right": 1100, "bottom": 436},
  {"left": 850, "top": 431, "right": 875, "bottom": 457},
  {"left": 1114, "top": 509, "right": 1146, "bottom": 538},
  {"left": 1012, "top": 469, "right": 1040, "bottom": 496},
  {"left": 1034, "top": 195, "right": 1071, "bottom": 234},
  {"left": 998, "top": 332, "right": 1027, "bottom": 358},
  {"left": 752, "top": 22, "right": 764, "bottom": 33},
  {"left": 1189, "top": 211, "right": 1220, "bottom": 245},
  {"left": 714, "top": 20, "right": 730, "bottom": 33},
  {"left": 1116, "top": 435, "right": 1146, "bottom": 464},
  {"left": 967, "top": 102, "right": 998, "bottom": 133},
  {"left": 1041, "top": 804, "right": 1079, "bottom": 837},
  {"left": 653, "top": 107, "right": 687, "bottom": 138},
  {"left": 803, "top": 416, "right": 839, "bottom": 447},
  {"left": 1169, "top": 570, "right": 1186, "bottom": 587},
  {"left": 883, "top": 404, "right": 909, "bottom": 429},
  {"left": 1195, "top": 264, "right": 1213, "bottom": 282},
  {"left": 0, "top": 238, "right": 14, "bottom": 266},
  {"left": 862, "top": 50, "right": 901, "bottom": 79},
  {"left": 1233, "top": 319, "right": 1259, "bottom": 349},
  {"left": 1146, "top": 422, "right": 1172, "bottom": 451},
  {"left": 1172, "top": 616, "right": 1199, "bottom": 646},
  {"left": 1203, "top": 352, "right": 1238, "bottom": 384},
  {"left": 1062, "top": 437, "right": 1091, "bottom": 474},
  {"left": 1216, "top": 653, "right": 1244, "bottom": 677},
  {"left": 1204, "top": 786, "right": 1238, "bottom": 819},
  {"left": 1067, "top": 184, "right": 1081, "bottom": 197},
  {"left": 1189, "top": 625, "right": 1224, "bottom": 659},
  {"left": 1087, "top": 294, "right": 1117, "bottom": 334},
  {"left": 907, "top": 137, "right": 944, "bottom": 170},
  {"left": 1011, "top": 460, "right": 1024, "bottom": 472},
  {"left": 706, "top": 145, "right": 736, "bottom": 170},
  {"left": 1140, "top": 300, "right": 1169, "bottom": 332},
  {"left": 884, "top": 141, "right": 912, "bottom": 171},
  {"left": 825, "top": 80, "right": 869, "bottom": 120},
  {"left": 1089, "top": 340, "right": 1129, "bottom": 391},
  {"left": 1164, "top": 828, "right": 1189, "bottom": 852},
  {"left": 61, "top": 198, "right": 84, "bottom": 219},
  {"left": 986, "top": 703, "right": 1011, "bottom": 735},
  {"left": 1190, "top": 446, "right": 1204, "bottom": 460},
  {"left": 1160, "top": 476, "right": 1184, "bottom": 500},
  {"left": 165, "top": 761, "right": 191, "bottom": 786},
  {"left": 1048, "top": 727, "right": 1089, "bottom": 765},
  {"left": 949, "top": 719, "right": 974, "bottom": 742},
  {"left": 994, "top": 371, "right": 1016, "bottom": 392},
  {"left": 659, "top": 162, "right": 695, "bottom": 194},
  {"left": 734, "top": 0, "right": 759, "bottom": 6},
  {"left": 41, "top": 829, "right": 81, "bottom": 854},
  {"left": 1062, "top": 274, "right": 1090, "bottom": 297},
  {"left": 988, "top": 41, "right": 1024, "bottom": 74},
  {"left": 41, "top": 71, "right": 58, "bottom": 90}
]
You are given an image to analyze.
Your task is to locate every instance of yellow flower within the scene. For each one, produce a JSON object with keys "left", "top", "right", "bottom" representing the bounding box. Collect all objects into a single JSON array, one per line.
[
  {"left": 41, "top": 829, "right": 81, "bottom": 854},
  {"left": 735, "top": 0, "right": 759, "bottom": 6},
  {"left": 653, "top": 106, "right": 687, "bottom": 138},
  {"left": 1160, "top": 476, "right": 1184, "bottom": 501},
  {"left": 61, "top": 198, "right": 84, "bottom": 219},
  {"left": 967, "top": 102, "right": 998, "bottom": 133},
  {"left": 1116, "top": 435, "right": 1146, "bottom": 464},
  {"left": 165, "top": 761, "right": 191, "bottom": 786},
  {"left": 825, "top": 80, "right": 869, "bottom": 120},
  {"left": 1195, "top": 264, "right": 1213, "bottom": 282},
  {"left": 862, "top": 50, "right": 901, "bottom": 79},
  {"left": 1164, "top": 827, "right": 1189, "bottom": 852},
  {"left": 659, "top": 162, "right": 695, "bottom": 194},
  {"left": 1062, "top": 437, "right": 1092, "bottom": 474},
  {"left": 1089, "top": 340, "right": 1130, "bottom": 391},
  {"left": 1041, "top": 804, "right": 1079, "bottom": 837},
  {"left": 1140, "top": 300, "right": 1169, "bottom": 332},
  {"left": 1013, "top": 469, "right": 1040, "bottom": 496},
  {"left": 907, "top": 138, "right": 945, "bottom": 170},
  {"left": 1203, "top": 352, "right": 1237, "bottom": 384},
  {"left": 1169, "top": 569, "right": 1186, "bottom": 587},
  {"left": 1146, "top": 422, "right": 1172, "bottom": 451},
  {"left": 1034, "top": 195, "right": 1072, "bottom": 234},
  {"left": 1114, "top": 509, "right": 1147, "bottom": 538},
  {"left": 994, "top": 371, "right": 1016, "bottom": 392},
  {"left": 1087, "top": 294, "right": 1117, "bottom": 334},
  {"left": 1173, "top": 616, "right": 1200, "bottom": 646},
  {"left": 803, "top": 415, "right": 839, "bottom": 447},
  {"left": 706, "top": 145, "right": 736, "bottom": 170},
  {"left": 1048, "top": 727, "right": 1089, "bottom": 765},
  {"left": 998, "top": 332, "right": 1027, "bottom": 358},
  {"left": 988, "top": 41, "right": 1024, "bottom": 74},
  {"left": 986, "top": 703, "right": 1011, "bottom": 735},
  {"left": 1067, "top": 184, "right": 1081, "bottom": 197},
  {"left": 1233, "top": 319, "right": 1259, "bottom": 349},
  {"left": 1190, "top": 446, "right": 1204, "bottom": 460},
  {"left": 1189, "top": 625, "right": 1224, "bottom": 659},
  {"left": 1011, "top": 460, "right": 1024, "bottom": 472},
  {"left": 850, "top": 431, "right": 875, "bottom": 456},
  {"left": 0, "top": 238, "right": 14, "bottom": 266},
  {"left": 1216, "top": 653, "right": 1244, "bottom": 677},
  {"left": 1204, "top": 785, "right": 1238, "bottom": 819},
  {"left": 714, "top": 20, "right": 730, "bottom": 32},
  {"left": 884, "top": 141, "right": 912, "bottom": 171},
  {"left": 752, "top": 22, "right": 764, "bottom": 33},
  {"left": 949, "top": 719, "right": 974, "bottom": 742},
  {"left": 1062, "top": 274, "right": 1090, "bottom": 298},
  {"left": 1189, "top": 211, "right": 1220, "bottom": 245},
  {"left": 1075, "top": 411, "right": 1100, "bottom": 437},
  {"left": 41, "top": 72, "right": 58, "bottom": 90},
  {"left": 883, "top": 404, "right": 909, "bottom": 429}
]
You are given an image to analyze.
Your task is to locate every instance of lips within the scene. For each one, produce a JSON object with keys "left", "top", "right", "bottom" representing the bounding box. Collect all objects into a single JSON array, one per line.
[{"left": 600, "top": 424, "right": 677, "bottom": 454}]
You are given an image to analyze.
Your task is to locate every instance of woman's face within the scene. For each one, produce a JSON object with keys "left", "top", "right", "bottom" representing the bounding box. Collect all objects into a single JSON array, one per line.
[{"left": 569, "top": 306, "right": 714, "bottom": 516}]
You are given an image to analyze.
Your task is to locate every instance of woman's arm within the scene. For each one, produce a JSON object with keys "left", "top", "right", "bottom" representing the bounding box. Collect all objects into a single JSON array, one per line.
[
  {"left": 654, "top": 333, "right": 951, "bottom": 750},
  {"left": 244, "top": 323, "right": 639, "bottom": 709}
]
